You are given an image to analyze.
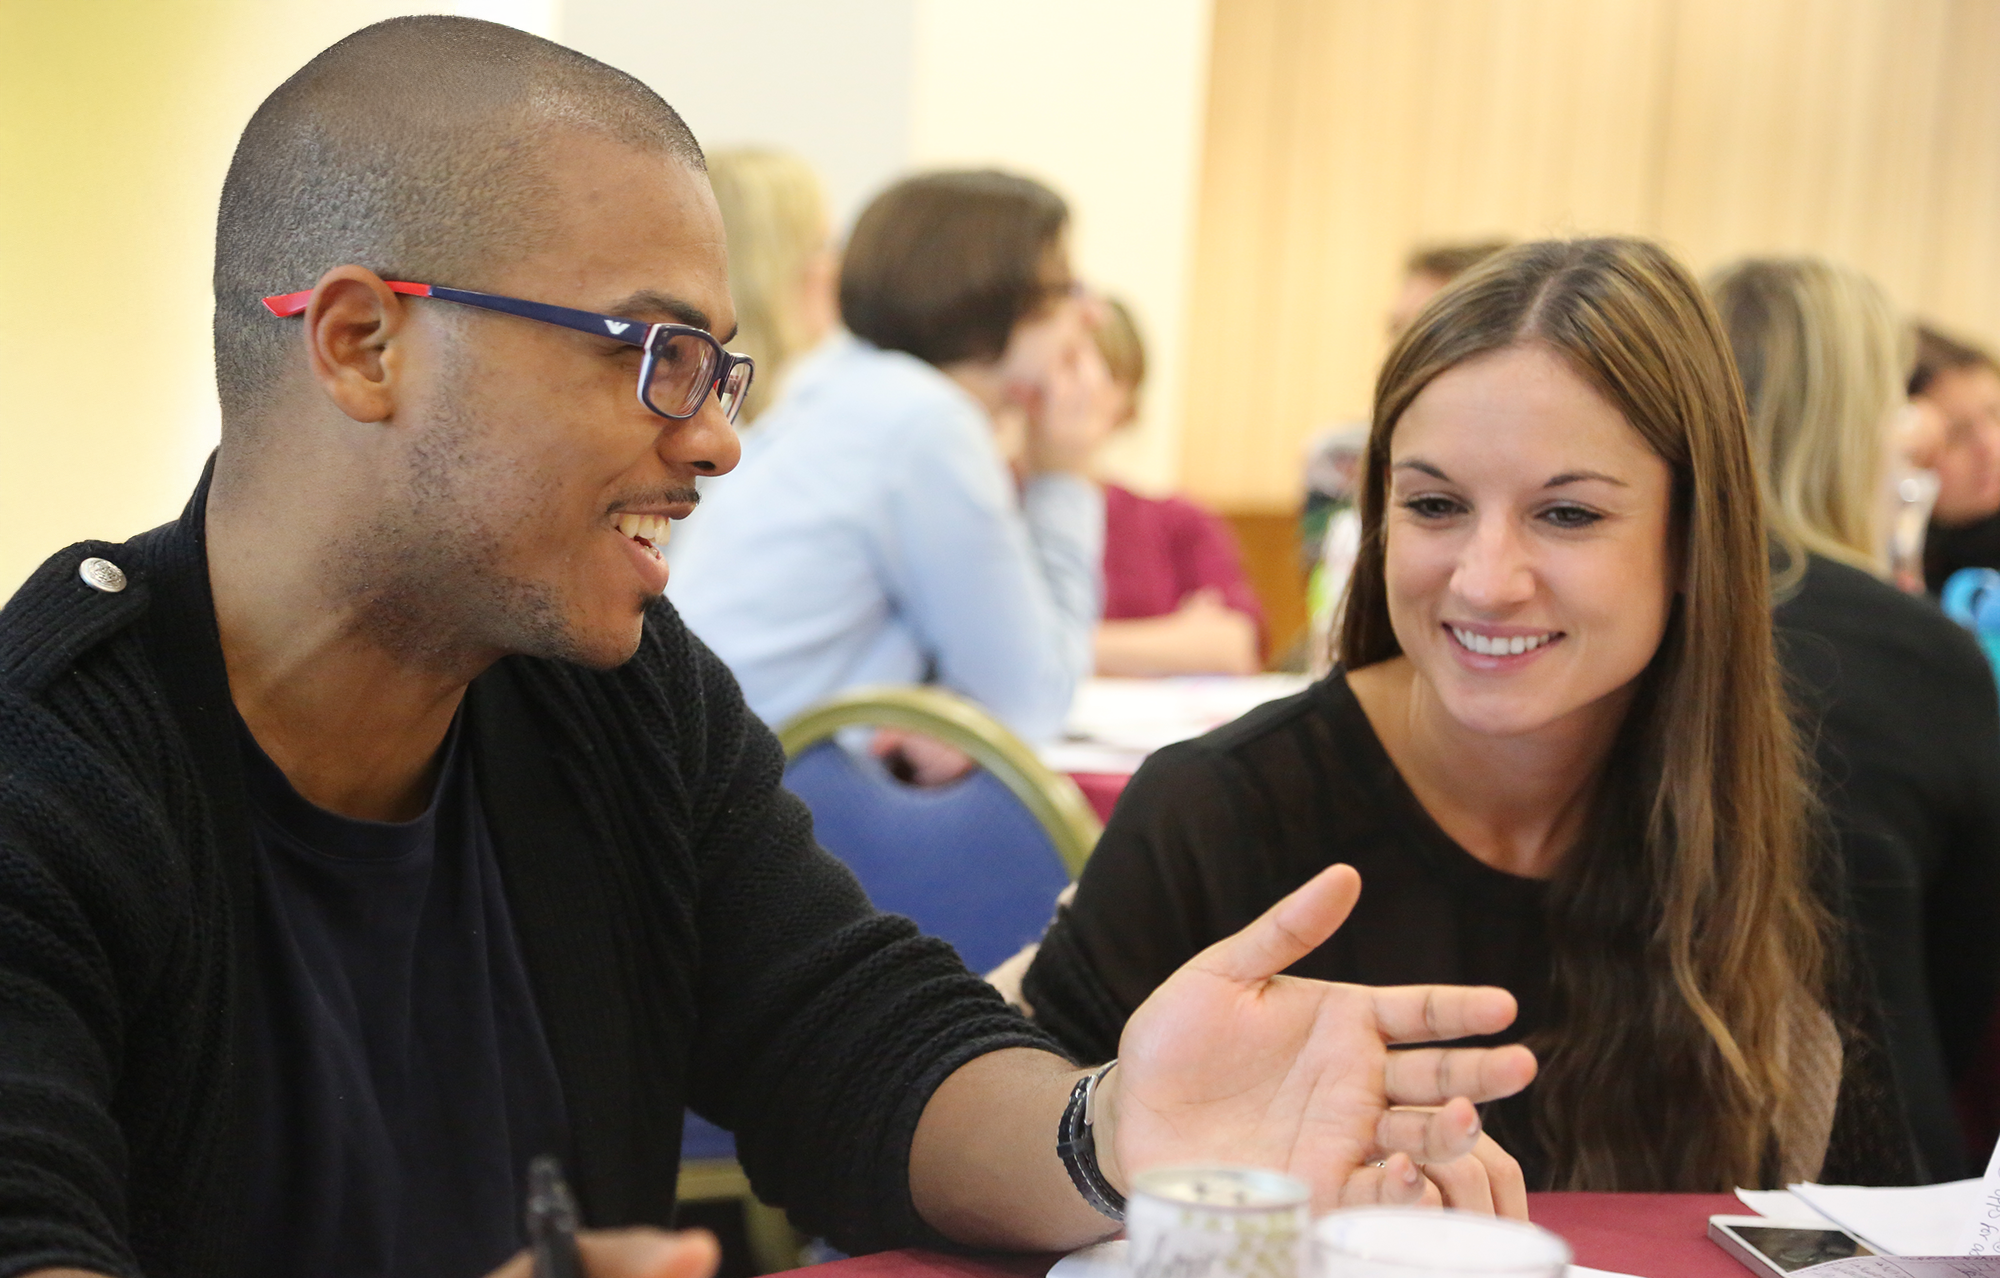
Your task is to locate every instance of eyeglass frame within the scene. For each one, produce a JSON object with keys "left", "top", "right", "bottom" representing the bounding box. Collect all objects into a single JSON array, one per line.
[{"left": 261, "top": 280, "right": 756, "bottom": 425}]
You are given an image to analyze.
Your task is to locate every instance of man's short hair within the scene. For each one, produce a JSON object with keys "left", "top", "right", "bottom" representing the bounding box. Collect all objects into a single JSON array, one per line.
[
  {"left": 212, "top": 16, "right": 703, "bottom": 426},
  {"left": 1909, "top": 322, "right": 1999, "bottom": 398},
  {"left": 1404, "top": 239, "right": 1512, "bottom": 283},
  {"left": 839, "top": 170, "right": 1069, "bottom": 368}
]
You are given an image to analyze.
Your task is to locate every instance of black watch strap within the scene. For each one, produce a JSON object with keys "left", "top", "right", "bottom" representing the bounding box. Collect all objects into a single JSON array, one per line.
[{"left": 1056, "top": 1061, "right": 1126, "bottom": 1222}]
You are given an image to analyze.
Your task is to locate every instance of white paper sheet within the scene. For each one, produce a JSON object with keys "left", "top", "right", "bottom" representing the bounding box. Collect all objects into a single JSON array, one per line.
[
  {"left": 1043, "top": 1237, "right": 1643, "bottom": 1278},
  {"left": 1736, "top": 1187, "right": 1840, "bottom": 1226},
  {"left": 1784, "top": 1181, "right": 1984, "bottom": 1257}
]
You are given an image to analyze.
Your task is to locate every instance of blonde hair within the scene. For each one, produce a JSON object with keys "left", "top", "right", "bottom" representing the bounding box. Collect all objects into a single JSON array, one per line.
[
  {"left": 1707, "top": 258, "right": 1907, "bottom": 582},
  {"left": 709, "top": 148, "right": 830, "bottom": 423},
  {"left": 1342, "top": 238, "right": 1827, "bottom": 1190}
]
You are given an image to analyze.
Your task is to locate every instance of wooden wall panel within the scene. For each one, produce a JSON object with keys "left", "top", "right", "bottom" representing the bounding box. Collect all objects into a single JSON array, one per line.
[{"left": 1181, "top": 0, "right": 2000, "bottom": 511}]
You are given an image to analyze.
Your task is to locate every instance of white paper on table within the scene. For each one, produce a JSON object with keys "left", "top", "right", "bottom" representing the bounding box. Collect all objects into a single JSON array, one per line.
[
  {"left": 1956, "top": 1126, "right": 2000, "bottom": 1254},
  {"left": 1043, "top": 1237, "right": 1643, "bottom": 1278},
  {"left": 1792, "top": 1260, "right": 2000, "bottom": 1276},
  {"left": 1735, "top": 1187, "right": 1840, "bottom": 1226},
  {"left": 1784, "top": 1180, "right": 1983, "bottom": 1256}
]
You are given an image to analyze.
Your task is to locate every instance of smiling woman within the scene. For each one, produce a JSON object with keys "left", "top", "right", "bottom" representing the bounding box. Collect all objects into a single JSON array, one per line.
[{"left": 1021, "top": 238, "right": 1921, "bottom": 1196}]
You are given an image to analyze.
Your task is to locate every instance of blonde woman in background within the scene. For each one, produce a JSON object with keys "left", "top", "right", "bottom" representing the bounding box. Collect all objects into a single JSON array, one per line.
[
  {"left": 708, "top": 148, "right": 839, "bottom": 424},
  {"left": 1711, "top": 257, "right": 2000, "bottom": 1180}
]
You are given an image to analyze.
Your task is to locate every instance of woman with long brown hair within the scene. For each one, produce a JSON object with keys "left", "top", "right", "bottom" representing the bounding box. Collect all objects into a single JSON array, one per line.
[{"left": 1021, "top": 238, "right": 1917, "bottom": 1193}]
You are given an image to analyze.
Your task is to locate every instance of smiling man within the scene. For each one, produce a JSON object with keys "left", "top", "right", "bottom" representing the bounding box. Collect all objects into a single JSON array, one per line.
[{"left": 0, "top": 18, "right": 1537, "bottom": 1278}]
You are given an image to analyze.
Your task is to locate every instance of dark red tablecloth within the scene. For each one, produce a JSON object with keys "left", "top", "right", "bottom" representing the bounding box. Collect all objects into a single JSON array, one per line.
[
  {"left": 793, "top": 1192, "right": 1748, "bottom": 1277},
  {"left": 1069, "top": 772, "right": 1130, "bottom": 824}
]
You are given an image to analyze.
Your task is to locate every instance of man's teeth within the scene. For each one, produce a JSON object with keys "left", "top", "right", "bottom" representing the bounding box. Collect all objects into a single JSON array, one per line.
[
  {"left": 614, "top": 513, "right": 672, "bottom": 560},
  {"left": 1451, "top": 626, "right": 1556, "bottom": 657}
]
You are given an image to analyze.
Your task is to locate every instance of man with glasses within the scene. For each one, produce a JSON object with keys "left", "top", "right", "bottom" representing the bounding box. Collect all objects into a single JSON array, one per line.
[{"left": 0, "top": 18, "right": 1531, "bottom": 1278}]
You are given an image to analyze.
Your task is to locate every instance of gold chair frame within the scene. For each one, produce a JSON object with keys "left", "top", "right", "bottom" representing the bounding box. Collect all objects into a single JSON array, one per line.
[{"left": 775, "top": 683, "right": 1102, "bottom": 877}]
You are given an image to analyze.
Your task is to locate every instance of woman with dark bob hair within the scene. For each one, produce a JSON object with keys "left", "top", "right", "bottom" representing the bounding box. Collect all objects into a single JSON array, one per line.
[
  {"left": 672, "top": 170, "right": 1113, "bottom": 766},
  {"left": 1021, "top": 238, "right": 1918, "bottom": 1194}
]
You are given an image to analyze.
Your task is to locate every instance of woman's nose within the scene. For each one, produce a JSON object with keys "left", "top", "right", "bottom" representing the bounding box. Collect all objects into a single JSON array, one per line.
[{"left": 1451, "top": 515, "right": 1535, "bottom": 610}]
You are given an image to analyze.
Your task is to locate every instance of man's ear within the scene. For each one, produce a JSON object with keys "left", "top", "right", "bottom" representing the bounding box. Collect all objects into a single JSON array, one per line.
[{"left": 299, "top": 266, "right": 416, "bottom": 424}]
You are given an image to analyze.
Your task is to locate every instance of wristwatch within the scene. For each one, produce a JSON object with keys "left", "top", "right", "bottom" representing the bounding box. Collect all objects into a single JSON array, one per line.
[{"left": 1056, "top": 1060, "right": 1126, "bottom": 1222}]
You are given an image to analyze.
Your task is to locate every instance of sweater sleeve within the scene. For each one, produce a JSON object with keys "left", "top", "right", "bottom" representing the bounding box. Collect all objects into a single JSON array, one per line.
[
  {"left": 673, "top": 636, "right": 1066, "bottom": 1254},
  {"left": 0, "top": 693, "right": 163, "bottom": 1278}
]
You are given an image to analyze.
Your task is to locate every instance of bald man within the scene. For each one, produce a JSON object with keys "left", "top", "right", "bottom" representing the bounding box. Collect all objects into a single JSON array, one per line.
[{"left": 0, "top": 18, "right": 1534, "bottom": 1278}]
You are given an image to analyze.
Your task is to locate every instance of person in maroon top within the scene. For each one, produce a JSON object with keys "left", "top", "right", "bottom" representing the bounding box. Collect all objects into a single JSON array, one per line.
[{"left": 1091, "top": 299, "right": 1265, "bottom": 675}]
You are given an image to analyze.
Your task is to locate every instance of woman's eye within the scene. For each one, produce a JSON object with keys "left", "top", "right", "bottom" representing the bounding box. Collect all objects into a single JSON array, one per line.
[
  {"left": 1541, "top": 504, "right": 1603, "bottom": 529},
  {"left": 1400, "top": 495, "right": 1464, "bottom": 520}
]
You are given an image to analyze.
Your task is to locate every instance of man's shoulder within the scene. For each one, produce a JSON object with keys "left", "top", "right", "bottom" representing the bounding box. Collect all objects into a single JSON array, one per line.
[{"left": 0, "top": 537, "right": 158, "bottom": 697}]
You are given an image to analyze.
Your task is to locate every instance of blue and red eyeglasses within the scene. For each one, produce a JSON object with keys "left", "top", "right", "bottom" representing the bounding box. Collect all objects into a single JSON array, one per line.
[{"left": 262, "top": 281, "right": 755, "bottom": 425}]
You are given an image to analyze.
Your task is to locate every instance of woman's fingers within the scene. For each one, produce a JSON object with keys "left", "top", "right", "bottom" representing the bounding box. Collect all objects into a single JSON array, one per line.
[
  {"left": 1338, "top": 1154, "right": 1441, "bottom": 1210},
  {"left": 1415, "top": 1146, "right": 1497, "bottom": 1216},
  {"left": 1374, "top": 1096, "right": 1484, "bottom": 1163}
]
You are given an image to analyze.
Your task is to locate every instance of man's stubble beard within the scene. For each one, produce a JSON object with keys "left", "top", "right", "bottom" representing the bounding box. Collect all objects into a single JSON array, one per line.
[{"left": 337, "top": 365, "right": 600, "bottom": 677}]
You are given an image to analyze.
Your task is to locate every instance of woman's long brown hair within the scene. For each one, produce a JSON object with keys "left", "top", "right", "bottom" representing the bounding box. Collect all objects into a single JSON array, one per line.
[{"left": 1337, "top": 238, "right": 1827, "bottom": 1190}]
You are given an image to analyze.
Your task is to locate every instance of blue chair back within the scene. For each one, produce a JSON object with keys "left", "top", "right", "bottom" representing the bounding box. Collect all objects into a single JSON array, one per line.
[{"left": 783, "top": 740, "right": 1073, "bottom": 975}]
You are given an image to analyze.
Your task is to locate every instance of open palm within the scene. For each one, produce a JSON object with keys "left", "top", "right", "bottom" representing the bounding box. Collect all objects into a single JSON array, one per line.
[{"left": 1108, "top": 865, "right": 1538, "bottom": 1211}]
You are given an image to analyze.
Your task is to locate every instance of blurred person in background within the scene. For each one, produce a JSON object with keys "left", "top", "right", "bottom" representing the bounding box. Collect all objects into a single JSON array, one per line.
[
  {"left": 1907, "top": 325, "right": 2000, "bottom": 593},
  {"left": 1091, "top": 297, "right": 1264, "bottom": 676},
  {"left": 1299, "top": 240, "right": 1515, "bottom": 668},
  {"left": 1020, "top": 238, "right": 1922, "bottom": 1194},
  {"left": 707, "top": 148, "right": 839, "bottom": 426},
  {"left": 1384, "top": 239, "right": 1516, "bottom": 340},
  {"left": 1711, "top": 257, "right": 2000, "bottom": 1180},
  {"left": 671, "top": 171, "right": 1112, "bottom": 780}
]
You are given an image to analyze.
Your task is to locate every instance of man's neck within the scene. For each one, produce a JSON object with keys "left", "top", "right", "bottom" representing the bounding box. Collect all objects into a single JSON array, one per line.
[{"left": 205, "top": 496, "right": 481, "bottom": 823}]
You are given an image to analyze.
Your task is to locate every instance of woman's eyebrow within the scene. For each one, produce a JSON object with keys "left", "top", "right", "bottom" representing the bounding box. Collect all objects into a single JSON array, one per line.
[
  {"left": 1392, "top": 459, "right": 1449, "bottom": 480},
  {"left": 1545, "top": 469, "right": 1628, "bottom": 488}
]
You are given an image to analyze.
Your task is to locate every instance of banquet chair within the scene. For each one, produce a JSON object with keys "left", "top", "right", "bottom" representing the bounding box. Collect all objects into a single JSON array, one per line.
[
  {"left": 677, "top": 686, "right": 1100, "bottom": 1271},
  {"left": 775, "top": 683, "right": 1100, "bottom": 972}
]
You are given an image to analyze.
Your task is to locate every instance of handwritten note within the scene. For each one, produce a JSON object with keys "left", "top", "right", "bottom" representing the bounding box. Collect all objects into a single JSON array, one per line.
[
  {"left": 1795, "top": 1260, "right": 2000, "bottom": 1277},
  {"left": 1957, "top": 1131, "right": 2000, "bottom": 1256}
]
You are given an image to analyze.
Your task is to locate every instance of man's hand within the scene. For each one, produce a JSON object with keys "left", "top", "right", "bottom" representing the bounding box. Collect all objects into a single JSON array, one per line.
[
  {"left": 484, "top": 1228, "right": 719, "bottom": 1278},
  {"left": 1100, "top": 864, "right": 1537, "bottom": 1214}
]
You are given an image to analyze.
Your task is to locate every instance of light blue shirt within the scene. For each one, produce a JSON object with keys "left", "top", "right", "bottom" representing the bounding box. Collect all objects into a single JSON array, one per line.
[{"left": 669, "top": 337, "right": 1103, "bottom": 743}]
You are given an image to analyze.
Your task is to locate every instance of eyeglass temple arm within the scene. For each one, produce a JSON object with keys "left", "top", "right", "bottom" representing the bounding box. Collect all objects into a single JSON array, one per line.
[{"left": 260, "top": 282, "right": 655, "bottom": 351}]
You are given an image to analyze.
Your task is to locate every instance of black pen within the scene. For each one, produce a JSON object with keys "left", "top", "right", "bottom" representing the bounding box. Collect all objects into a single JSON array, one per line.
[{"left": 527, "top": 1155, "right": 586, "bottom": 1278}]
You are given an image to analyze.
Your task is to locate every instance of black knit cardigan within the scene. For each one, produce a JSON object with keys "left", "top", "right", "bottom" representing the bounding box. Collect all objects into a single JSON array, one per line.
[{"left": 0, "top": 471, "right": 1055, "bottom": 1278}]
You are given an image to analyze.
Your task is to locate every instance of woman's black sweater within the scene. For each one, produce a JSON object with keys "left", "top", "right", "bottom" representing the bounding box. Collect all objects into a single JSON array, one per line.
[{"left": 1022, "top": 668, "right": 1922, "bottom": 1191}]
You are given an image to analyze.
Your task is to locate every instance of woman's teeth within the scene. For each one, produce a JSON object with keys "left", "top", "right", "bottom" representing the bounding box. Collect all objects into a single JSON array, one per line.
[
  {"left": 614, "top": 513, "right": 672, "bottom": 561},
  {"left": 1451, "top": 626, "right": 1556, "bottom": 657}
]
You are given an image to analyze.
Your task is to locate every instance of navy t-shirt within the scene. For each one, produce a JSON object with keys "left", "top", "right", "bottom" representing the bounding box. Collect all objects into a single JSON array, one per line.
[{"left": 235, "top": 716, "right": 570, "bottom": 1278}]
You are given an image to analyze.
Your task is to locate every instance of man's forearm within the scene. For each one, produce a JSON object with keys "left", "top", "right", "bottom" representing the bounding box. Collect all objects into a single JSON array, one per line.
[{"left": 909, "top": 1047, "right": 1120, "bottom": 1251}]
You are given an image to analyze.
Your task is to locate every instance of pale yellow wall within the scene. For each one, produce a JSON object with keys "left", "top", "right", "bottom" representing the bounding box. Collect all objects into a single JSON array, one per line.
[
  {"left": 0, "top": 1, "right": 441, "bottom": 597},
  {"left": 909, "top": 0, "right": 1216, "bottom": 497},
  {"left": 1183, "top": 0, "right": 2000, "bottom": 511}
]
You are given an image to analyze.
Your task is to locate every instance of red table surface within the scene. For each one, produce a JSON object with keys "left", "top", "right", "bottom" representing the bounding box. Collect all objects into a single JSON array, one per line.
[
  {"left": 1068, "top": 772, "right": 1130, "bottom": 824},
  {"left": 792, "top": 1192, "right": 1748, "bottom": 1278}
]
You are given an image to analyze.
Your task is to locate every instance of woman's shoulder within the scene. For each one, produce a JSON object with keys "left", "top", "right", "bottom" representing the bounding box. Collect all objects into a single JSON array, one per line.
[{"left": 1126, "top": 672, "right": 1383, "bottom": 805}]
